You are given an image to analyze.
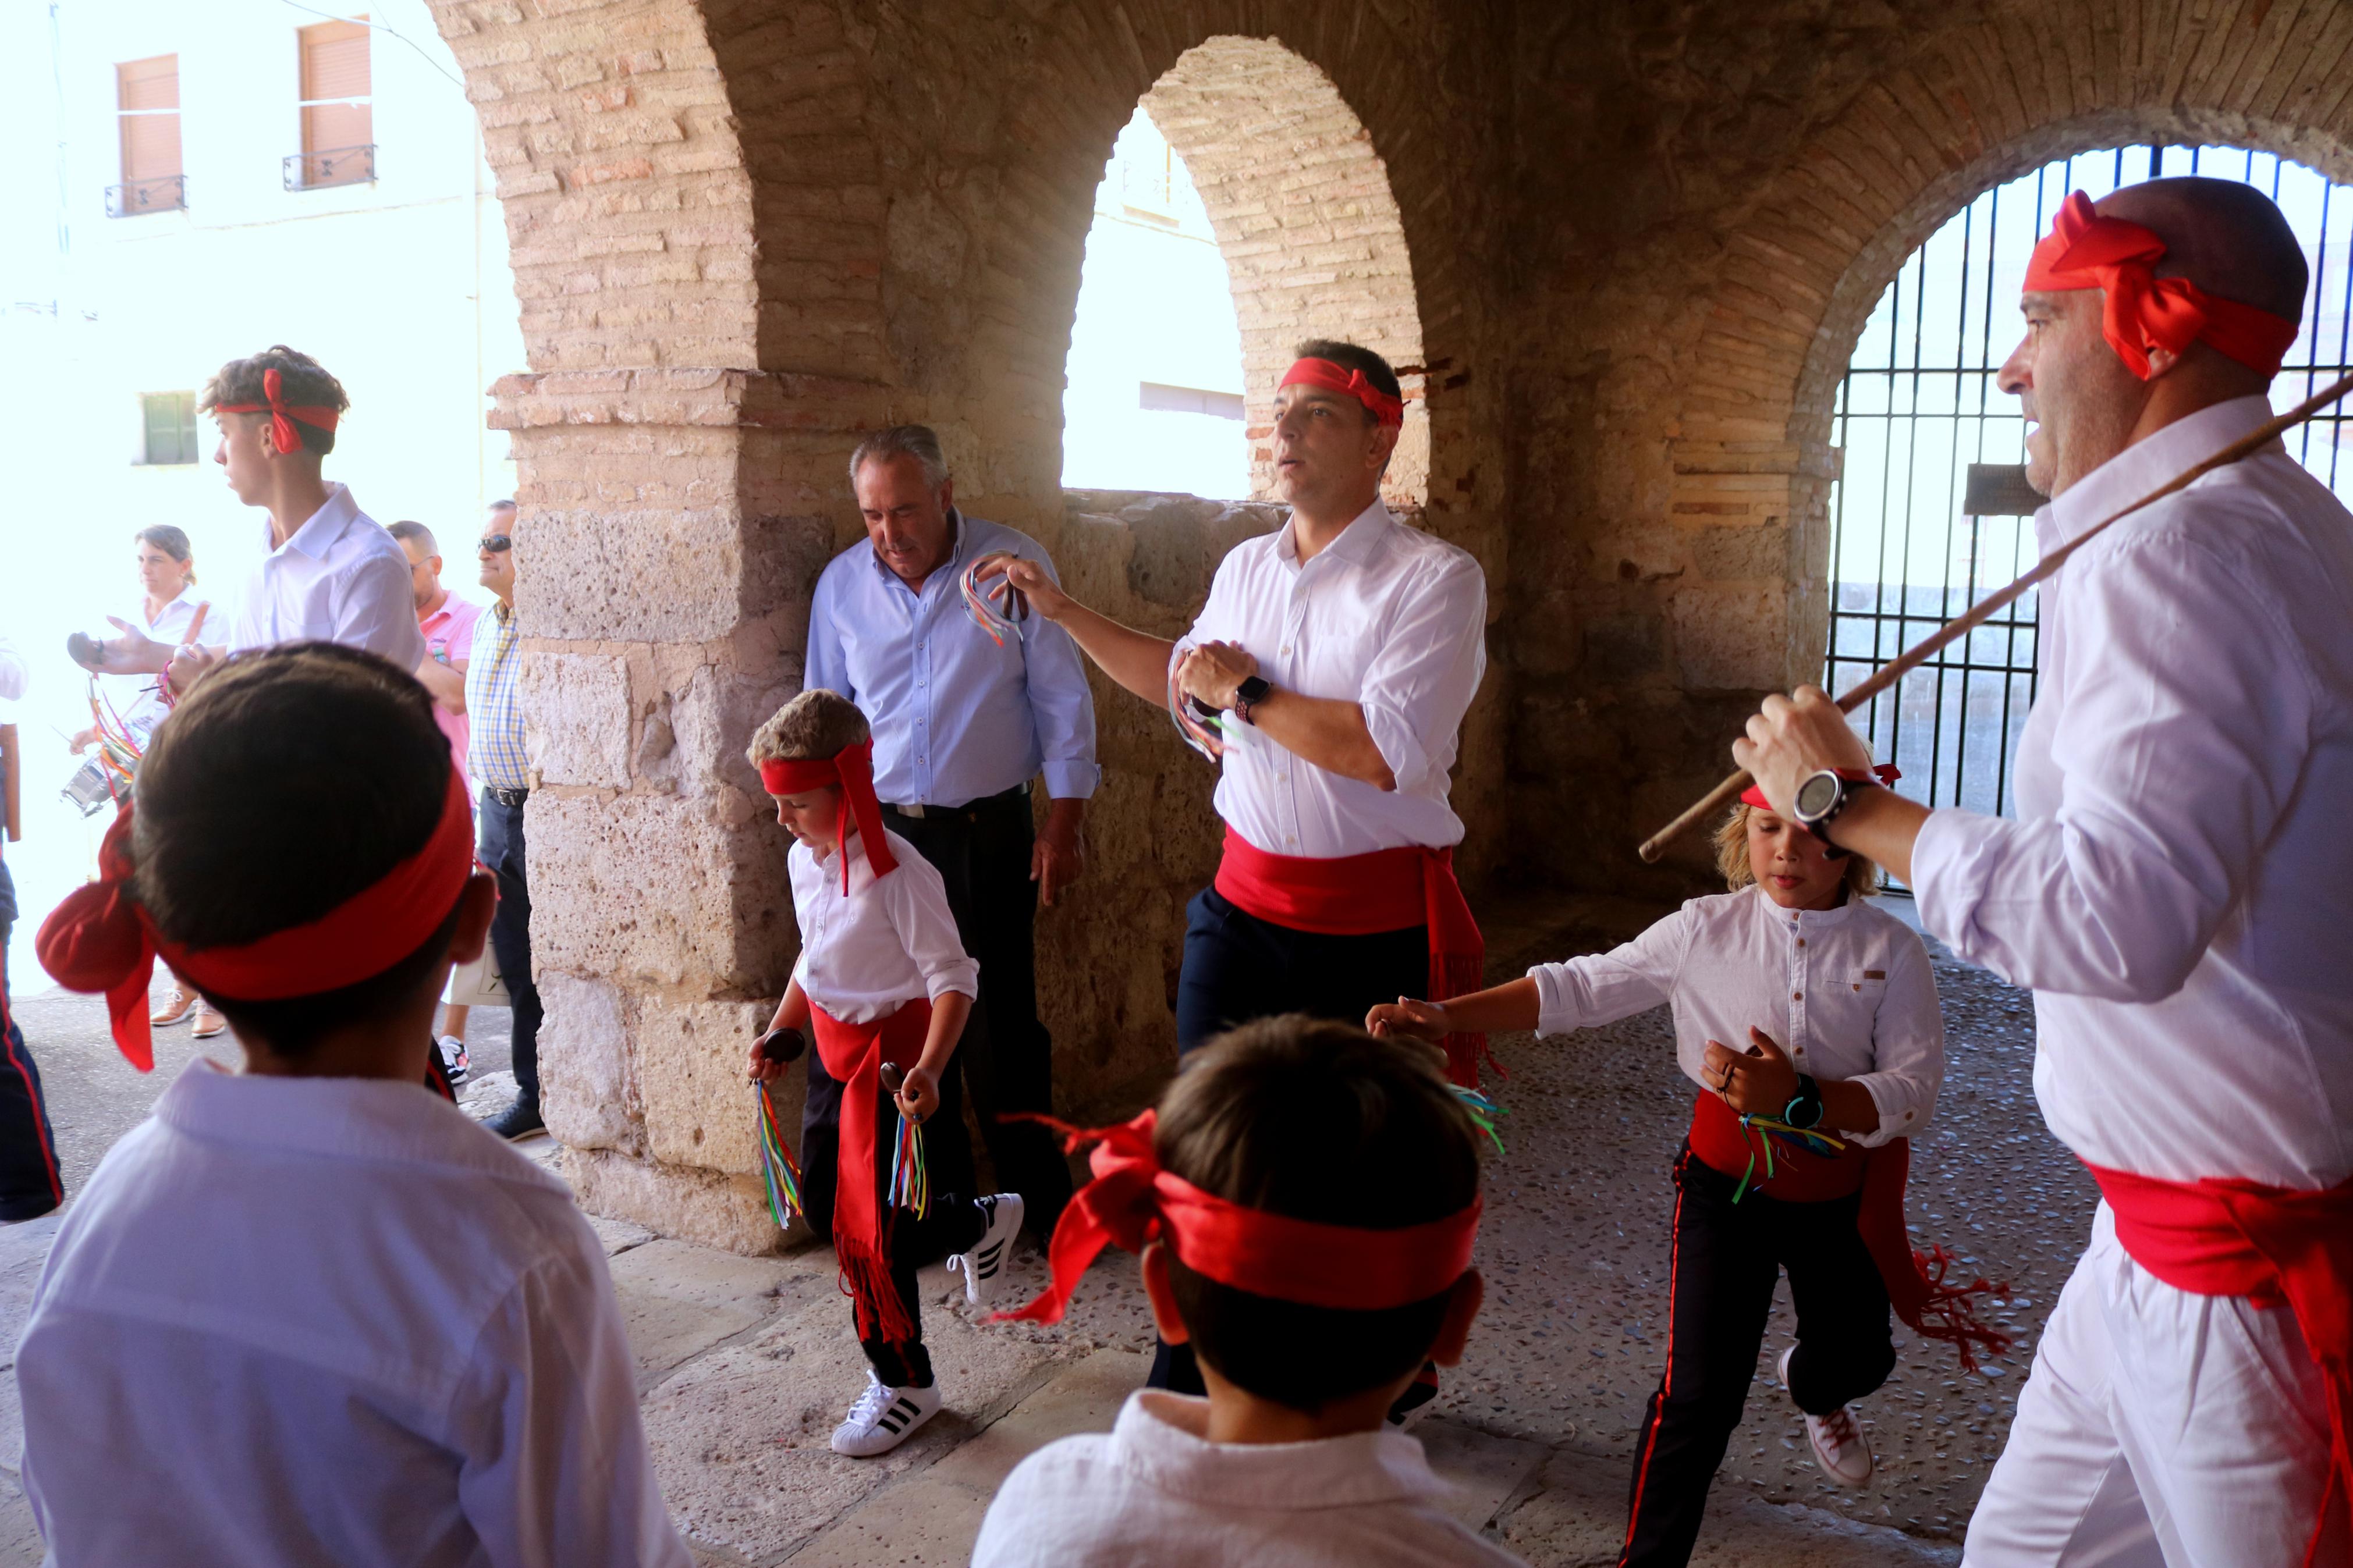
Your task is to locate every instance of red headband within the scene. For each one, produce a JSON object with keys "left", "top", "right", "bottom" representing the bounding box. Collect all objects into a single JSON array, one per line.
[
  {"left": 214, "top": 367, "right": 343, "bottom": 455},
  {"left": 2024, "top": 191, "right": 2301, "bottom": 379},
  {"left": 1740, "top": 762, "right": 1900, "bottom": 812},
  {"left": 996, "top": 1110, "right": 1481, "bottom": 1325},
  {"left": 36, "top": 767, "right": 477, "bottom": 1071},
  {"left": 758, "top": 735, "right": 899, "bottom": 893},
  {"left": 1279, "top": 357, "right": 1406, "bottom": 428}
]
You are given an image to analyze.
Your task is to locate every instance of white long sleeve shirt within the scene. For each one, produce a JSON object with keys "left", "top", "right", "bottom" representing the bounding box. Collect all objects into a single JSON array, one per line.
[
  {"left": 0, "top": 634, "right": 26, "bottom": 703},
  {"left": 1527, "top": 884, "right": 1943, "bottom": 1146},
  {"left": 973, "top": 1391, "right": 1527, "bottom": 1567},
  {"left": 1912, "top": 394, "right": 2353, "bottom": 1189},
  {"left": 1177, "top": 500, "right": 1488, "bottom": 856},
  {"left": 225, "top": 483, "right": 426, "bottom": 669},
  {"left": 16, "top": 1061, "right": 693, "bottom": 1568},
  {"left": 789, "top": 826, "right": 979, "bottom": 1023}
]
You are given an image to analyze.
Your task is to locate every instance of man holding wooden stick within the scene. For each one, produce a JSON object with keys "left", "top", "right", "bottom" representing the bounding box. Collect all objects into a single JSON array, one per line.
[{"left": 1735, "top": 180, "right": 2352, "bottom": 1564}]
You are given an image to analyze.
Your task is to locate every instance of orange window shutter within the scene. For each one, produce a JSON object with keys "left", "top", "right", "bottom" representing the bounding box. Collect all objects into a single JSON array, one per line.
[
  {"left": 116, "top": 55, "right": 180, "bottom": 182},
  {"left": 299, "top": 19, "right": 371, "bottom": 158}
]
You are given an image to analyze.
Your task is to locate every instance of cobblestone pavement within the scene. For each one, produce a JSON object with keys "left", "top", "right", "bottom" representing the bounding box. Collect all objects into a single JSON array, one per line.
[{"left": 0, "top": 892, "right": 2093, "bottom": 1563}]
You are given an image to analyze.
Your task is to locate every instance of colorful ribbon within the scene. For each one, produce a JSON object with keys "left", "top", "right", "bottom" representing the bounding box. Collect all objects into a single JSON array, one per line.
[
  {"left": 212, "top": 367, "right": 343, "bottom": 454},
  {"left": 2024, "top": 190, "right": 2302, "bottom": 379},
  {"left": 755, "top": 1079, "right": 805, "bottom": 1228},
  {"left": 959, "top": 557, "right": 1029, "bottom": 648}
]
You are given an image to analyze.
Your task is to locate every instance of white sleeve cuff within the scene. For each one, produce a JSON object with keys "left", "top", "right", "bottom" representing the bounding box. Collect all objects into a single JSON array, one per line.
[{"left": 924, "top": 961, "right": 980, "bottom": 1004}]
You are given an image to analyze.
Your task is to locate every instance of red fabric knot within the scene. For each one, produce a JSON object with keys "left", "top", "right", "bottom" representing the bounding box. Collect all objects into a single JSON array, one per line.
[
  {"left": 212, "top": 367, "right": 343, "bottom": 456},
  {"left": 1278, "top": 357, "right": 1406, "bottom": 428},
  {"left": 36, "top": 766, "right": 477, "bottom": 1070},
  {"left": 2024, "top": 190, "right": 2301, "bottom": 380},
  {"left": 995, "top": 1108, "right": 1482, "bottom": 1325},
  {"left": 758, "top": 735, "right": 899, "bottom": 893}
]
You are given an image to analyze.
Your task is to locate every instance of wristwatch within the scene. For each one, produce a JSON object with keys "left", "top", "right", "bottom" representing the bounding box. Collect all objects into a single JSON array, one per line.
[
  {"left": 1783, "top": 1073, "right": 1825, "bottom": 1130},
  {"left": 1231, "top": 675, "right": 1272, "bottom": 726},
  {"left": 1791, "top": 768, "right": 1878, "bottom": 846}
]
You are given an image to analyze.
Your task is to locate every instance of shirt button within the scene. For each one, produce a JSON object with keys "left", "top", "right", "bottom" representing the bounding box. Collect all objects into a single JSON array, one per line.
[
  {"left": 1276, "top": 772, "right": 1289, "bottom": 783},
  {"left": 1792, "top": 991, "right": 1802, "bottom": 1001},
  {"left": 1280, "top": 645, "right": 1292, "bottom": 656},
  {"left": 1286, "top": 836, "right": 1297, "bottom": 846},
  {"left": 1796, "top": 938, "right": 1805, "bottom": 948}
]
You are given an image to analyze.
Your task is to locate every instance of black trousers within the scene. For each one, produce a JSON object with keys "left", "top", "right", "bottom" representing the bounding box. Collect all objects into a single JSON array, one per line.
[
  {"left": 1620, "top": 1147, "right": 1897, "bottom": 1568},
  {"left": 0, "top": 867, "right": 63, "bottom": 1224},
  {"left": 882, "top": 789, "right": 1072, "bottom": 1236},
  {"left": 477, "top": 792, "right": 544, "bottom": 1106},
  {"left": 1151, "top": 886, "right": 1432, "bottom": 1392},
  {"left": 798, "top": 1042, "right": 985, "bottom": 1388}
]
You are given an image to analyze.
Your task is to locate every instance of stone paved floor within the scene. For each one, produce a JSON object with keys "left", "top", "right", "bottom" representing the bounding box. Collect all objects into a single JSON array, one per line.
[{"left": 0, "top": 890, "right": 2097, "bottom": 1564}]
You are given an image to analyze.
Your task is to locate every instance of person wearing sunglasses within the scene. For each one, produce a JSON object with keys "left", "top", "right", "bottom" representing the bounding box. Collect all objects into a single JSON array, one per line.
[{"left": 464, "top": 503, "right": 544, "bottom": 1141}]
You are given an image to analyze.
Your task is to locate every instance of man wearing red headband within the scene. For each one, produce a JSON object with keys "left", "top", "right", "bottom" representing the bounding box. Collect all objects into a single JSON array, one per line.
[
  {"left": 84, "top": 346, "right": 423, "bottom": 695},
  {"left": 22, "top": 644, "right": 690, "bottom": 1566},
  {"left": 975, "top": 1017, "right": 1516, "bottom": 1567},
  {"left": 1738, "top": 179, "right": 2353, "bottom": 1565},
  {"left": 986, "top": 335, "right": 1486, "bottom": 1409}
]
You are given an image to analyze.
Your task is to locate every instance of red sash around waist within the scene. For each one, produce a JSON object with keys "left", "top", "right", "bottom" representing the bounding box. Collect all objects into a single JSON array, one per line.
[
  {"left": 811, "top": 997, "right": 933, "bottom": 1344},
  {"left": 1687, "top": 1093, "right": 2012, "bottom": 1371},
  {"left": 2088, "top": 1162, "right": 2353, "bottom": 1566},
  {"left": 1212, "top": 827, "right": 1491, "bottom": 1087}
]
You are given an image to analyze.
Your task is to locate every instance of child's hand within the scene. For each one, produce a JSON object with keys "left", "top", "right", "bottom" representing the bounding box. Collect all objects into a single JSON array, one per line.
[
  {"left": 746, "top": 1027, "right": 804, "bottom": 1084},
  {"left": 1702, "top": 1026, "right": 1800, "bottom": 1116},
  {"left": 1367, "top": 997, "right": 1450, "bottom": 1044},
  {"left": 895, "top": 1064, "right": 940, "bottom": 1123}
]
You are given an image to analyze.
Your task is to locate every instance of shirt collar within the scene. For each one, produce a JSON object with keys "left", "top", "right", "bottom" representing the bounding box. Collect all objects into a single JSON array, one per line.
[
  {"left": 2039, "top": 394, "right": 2277, "bottom": 554},
  {"left": 274, "top": 482, "right": 360, "bottom": 561},
  {"left": 152, "top": 1057, "right": 566, "bottom": 1189},
  {"left": 1277, "top": 498, "right": 1392, "bottom": 570},
  {"left": 1106, "top": 1391, "right": 1454, "bottom": 1510},
  {"left": 1745, "top": 879, "right": 1864, "bottom": 930}
]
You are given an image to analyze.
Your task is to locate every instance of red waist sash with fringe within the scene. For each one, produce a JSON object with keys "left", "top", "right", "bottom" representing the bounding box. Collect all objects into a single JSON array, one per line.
[
  {"left": 810, "top": 997, "right": 932, "bottom": 1345},
  {"left": 1687, "top": 1092, "right": 2011, "bottom": 1371},
  {"left": 2086, "top": 1162, "right": 2353, "bottom": 1567},
  {"left": 1211, "top": 827, "right": 1490, "bottom": 1087}
]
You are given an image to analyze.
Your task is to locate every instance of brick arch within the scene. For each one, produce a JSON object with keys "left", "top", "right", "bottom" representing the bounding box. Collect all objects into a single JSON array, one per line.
[
  {"left": 1138, "top": 36, "right": 1430, "bottom": 506},
  {"left": 1671, "top": 14, "right": 2353, "bottom": 696}
]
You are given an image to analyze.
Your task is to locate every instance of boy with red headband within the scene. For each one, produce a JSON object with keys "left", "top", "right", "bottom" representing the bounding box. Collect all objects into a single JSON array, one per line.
[
  {"left": 1372, "top": 778, "right": 1999, "bottom": 1568},
  {"left": 22, "top": 643, "right": 690, "bottom": 1566},
  {"left": 974, "top": 1017, "right": 1518, "bottom": 1567},
  {"left": 743, "top": 688, "right": 1023, "bottom": 1457}
]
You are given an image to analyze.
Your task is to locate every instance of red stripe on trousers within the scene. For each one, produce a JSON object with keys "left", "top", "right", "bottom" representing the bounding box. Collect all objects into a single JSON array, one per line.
[{"left": 1620, "top": 1168, "right": 1686, "bottom": 1563}]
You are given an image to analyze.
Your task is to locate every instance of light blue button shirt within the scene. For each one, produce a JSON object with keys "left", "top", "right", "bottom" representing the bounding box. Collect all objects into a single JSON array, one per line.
[{"left": 806, "top": 511, "right": 1099, "bottom": 806}]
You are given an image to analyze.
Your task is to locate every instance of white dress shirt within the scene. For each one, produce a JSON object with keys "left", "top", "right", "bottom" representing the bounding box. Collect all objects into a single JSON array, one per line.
[
  {"left": 225, "top": 483, "right": 426, "bottom": 669},
  {"left": 17, "top": 1060, "right": 693, "bottom": 1568},
  {"left": 1178, "top": 500, "right": 1487, "bottom": 856},
  {"left": 105, "top": 592, "right": 204, "bottom": 738},
  {"left": 0, "top": 634, "right": 26, "bottom": 703},
  {"left": 805, "top": 512, "right": 1099, "bottom": 805},
  {"left": 1527, "top": 884, "right": 1943, "bottom": 1146},
  {"left": 973, "top": 1391, "right": 1528, "bottom": 1567},
  {"left": 789, "top": 826, "right": 979, "bottom": 1023},
  {"left": 1912, "top": 396, "right": 2353, "bottom": 1190}
]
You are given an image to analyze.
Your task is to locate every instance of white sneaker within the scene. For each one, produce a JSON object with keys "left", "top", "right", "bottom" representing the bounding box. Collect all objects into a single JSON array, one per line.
[
  {"left": 436, "top": 1035, "right": 471, "bottom": 1085},
  {"left": 1779, "top": 1345, "right": 1873, "bottom": 1486},
  {"left": 947, "top": 1193, "right": 1023, "bottom": 1307},
  {"left": 829, "top": 1373, "right": 940, "bottom": 1457}
]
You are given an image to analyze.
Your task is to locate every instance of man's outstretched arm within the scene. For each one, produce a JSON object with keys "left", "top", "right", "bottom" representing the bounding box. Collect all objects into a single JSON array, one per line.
[{"left": 985, "top": 555, "right": 1176, "bottom": 705}]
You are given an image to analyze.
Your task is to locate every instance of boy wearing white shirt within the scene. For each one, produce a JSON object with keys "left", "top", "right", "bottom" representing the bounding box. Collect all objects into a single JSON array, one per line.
[
  {"left": 23, "top": 643, "right": 690, "bottom": 1567},
  {"left": 742, "top": 689, "right": 1022, "bottom": 1456},
  {"left": 1374, "top": 781, "right": 1996, "bottom": 1568}
]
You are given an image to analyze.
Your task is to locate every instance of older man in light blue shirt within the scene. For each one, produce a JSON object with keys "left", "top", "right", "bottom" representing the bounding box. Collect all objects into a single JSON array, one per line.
[{"left": 804, "top": 425, "right": 1095, "bottom": 1239}]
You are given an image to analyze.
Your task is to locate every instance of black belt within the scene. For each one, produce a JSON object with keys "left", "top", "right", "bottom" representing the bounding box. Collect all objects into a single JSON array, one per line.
[
  {"left": 485, "top": 785, "right": 530, "bottom": 808},
  {"left": 884, "top": 783, "right": 1028, "bottom": 822}
]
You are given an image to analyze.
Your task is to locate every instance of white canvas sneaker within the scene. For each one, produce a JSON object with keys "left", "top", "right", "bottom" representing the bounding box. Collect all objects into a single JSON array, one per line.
[
  {"left": 829, "top": 1373, "right": 941, "bottom": 1457},
  {"left": 947, "top": 1193, "right": 1023, "bottom": 1307},
  {"left": 1778, "top": 1345, "right": 1873, "bottom": 1487}
]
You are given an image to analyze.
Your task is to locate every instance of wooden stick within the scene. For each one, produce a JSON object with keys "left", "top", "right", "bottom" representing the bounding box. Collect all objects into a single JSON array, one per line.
[{"left": 1638, "top": 371, "right": 2353, "bottom": 863}]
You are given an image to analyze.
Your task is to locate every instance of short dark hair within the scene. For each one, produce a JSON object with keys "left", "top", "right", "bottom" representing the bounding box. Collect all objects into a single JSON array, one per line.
[
  {"left": 132, "top": 643, "right": 463, "bottom": 1057},
  {"left": 134, "top": 525, "right": 196, "bottom": 585},
  {"left": 386, "top": 520, "right": 439, "bottom": 556},
  {"left": 1292, "top": 338, "right": 1403, "bottom": 423},
  {"left": 199, "top": 346, "right": 349, "bottom": 455},
  {"left": 1156, "top": 1016, "right": 1483, "bottom": 1412}
]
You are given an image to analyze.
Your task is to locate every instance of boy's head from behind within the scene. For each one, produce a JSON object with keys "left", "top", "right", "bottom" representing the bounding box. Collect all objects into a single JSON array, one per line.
[
  {"left": 747, "top": 689, "right": 871, "bottom": 852},
  {"left": 133, "top": 643, "right": 488, "bottom": 1062},
  {"left": 1148, "top": 1016, "right": 1485, "bottom": 1416}
]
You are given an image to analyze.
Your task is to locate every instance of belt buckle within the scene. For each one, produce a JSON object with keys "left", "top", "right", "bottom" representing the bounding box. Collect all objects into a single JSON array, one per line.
[{"left": 893, "top": 802, "right": 925, "bottom": 819}]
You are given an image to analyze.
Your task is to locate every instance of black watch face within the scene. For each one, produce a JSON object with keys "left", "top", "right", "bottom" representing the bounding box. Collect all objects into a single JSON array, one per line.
[
  {"left": 1237, "top": 676, "right": 1270, "bottom": 703},
  {"left": 1794, "top": 771, "right": 1843, "bottom": 819}
]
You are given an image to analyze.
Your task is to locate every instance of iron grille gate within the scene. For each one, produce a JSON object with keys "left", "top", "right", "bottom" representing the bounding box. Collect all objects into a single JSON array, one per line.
[{"left": 1825, "top": 145, "right": 2353, "bottom": 841}]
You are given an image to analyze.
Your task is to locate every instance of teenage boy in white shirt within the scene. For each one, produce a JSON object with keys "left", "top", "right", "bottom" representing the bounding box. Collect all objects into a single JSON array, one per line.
[
  {"left": 742, "top": 688, "right": 1022, "bottom": 1457},
  {"left": 974, "top": 1016, "right": 1520, "bottom": 1568},
  {"left": 24, "top": 643, "right": 690, "bottom": 1567}
]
